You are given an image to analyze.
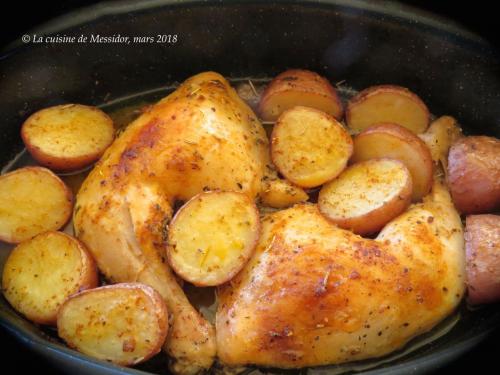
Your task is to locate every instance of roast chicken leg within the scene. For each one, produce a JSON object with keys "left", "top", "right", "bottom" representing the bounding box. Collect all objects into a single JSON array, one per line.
[
  {"left": 217, "top": 181, "right": 465, "bottom": 367},
  {"left": 74, "top": 72, "right": 270, "bottom": 375}
]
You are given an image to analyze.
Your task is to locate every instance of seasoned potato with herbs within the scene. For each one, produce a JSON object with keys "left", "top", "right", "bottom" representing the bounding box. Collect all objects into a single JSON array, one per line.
[
  {"left": 351, "top": 123, "right": 433, "bottom": 201},
  {"left": 447, "top": 136, "right": 500, "bottom": 214},
  {"left": 57, "top": 283, "right": 168, "bottom": 365},
  {"left": 167, "top": 191, "right": 260, "bottom": 286},
  {"left": 0, "top": 167, "right": 73, "bottom": 243},
  {"left": 346, "top": 85, "right": 430, "bottom": 134},
  {"left": 260, "top": 178, "right": 309, "bottom": 208},
  {"left": 259, "top": 69, "right": 343, "bottom": 121},
  {"left": 2, "top": 231, "right": 97, "bottom": 325},
  {"left": 418, "top": 116, "right": 462, "bottom": 165},
  {"left": 319, "top": 159, "right": 412, "bottom": 235},
  {"left": 465, "top": 215, "right": 500, "bottom": 305},
  {"left": 21, "top": 104, "right": 115, "bottom": 172},
  {"left": 271, "top": 106, "right": 353, "bottom": 188}
]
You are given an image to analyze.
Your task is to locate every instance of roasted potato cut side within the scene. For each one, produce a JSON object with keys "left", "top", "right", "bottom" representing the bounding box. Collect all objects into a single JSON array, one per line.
[
  {"left": 352, "top": 123, "right": 433, "bottom": 201},
  {"left": 260, "top": 178, "right": 309, "bottom": 208},
  {"left": 271, "top": 106, "right": 353, "bottom": 188},
  {"left": 259, "top": 69, "right": 343, "bottom": 121},
  {"left": 2, "top": 231, "right": 97, "bottom": 325},
  {"left": 167, "top": 191, "right": 260, "bottom": 286},
  {"left": 21, "top": 104, "right": 115, "bottom": 172},
  {"left": 447, "top": 136, "right": 500, "bottom": 214},
  {"left": 57, "top": 283, "right": 168, "bottom": 365},
  {"left": 465, "top": 215, "right": 500, "bottom": 305},
  {"left": 346, "top": 85, "right": 430, "bottom": 134},
  {"left": 419, "top": 116, "right": 462, "bottom": 165},
  {"left": 319, "top": 159, "right": 412, "bottom": 235},
  {"left": 0, "top": 167, "right": 73, "bottom": 243}
]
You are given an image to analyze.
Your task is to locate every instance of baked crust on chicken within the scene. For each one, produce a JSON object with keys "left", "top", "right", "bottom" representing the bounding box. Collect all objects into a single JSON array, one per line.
[
  {"left": 217, "top": 182, "right": 465, "bottom": 368},
  {"left": 74, "top": 72, "right": 270, "bottom": 375}
]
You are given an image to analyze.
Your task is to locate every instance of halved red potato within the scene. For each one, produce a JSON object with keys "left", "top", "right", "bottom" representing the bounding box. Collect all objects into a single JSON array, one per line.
[
  {"left": 346, "top": 85, "right": 430, "bottom": 134},
  {"left": 259, "top": 69, "right": 343, "bottom": 121},
  {"left": 167, "top": 191, "right": 260, "bottom": 286},
  {"left": 351, "top": 123, "right": 433, "bottom": 201},
  {"left": 465, "top": 215, "right": 500, "bottom": 305},
  {"left": 271, "top": 106, "right": 353, "bottom": 188},
  {"left": 2, "top": 231, "right": 97, "bottom": 325},
  {"left": 0, "top": 167, "right": 73, "bottom": 243},
  {"left": 319, "top": 159, "right": 412, "bottom": 235},
  {"left": 57, "top": 283, "right": 168, "bottom": 365},
  {"left": 447, "top": 136, "right": 500, "bottom": 214},
  {"left": 21, "top": 104, "right": 115, "bottom": 172}
]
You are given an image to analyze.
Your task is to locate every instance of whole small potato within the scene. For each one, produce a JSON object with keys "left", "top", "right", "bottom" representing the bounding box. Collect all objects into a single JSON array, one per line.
[
  {"left": 447, "top": 136, "right": 500, "bottom": 214},
  {"left": 465, "top": 215, "right": 500, "bottom": 305}
]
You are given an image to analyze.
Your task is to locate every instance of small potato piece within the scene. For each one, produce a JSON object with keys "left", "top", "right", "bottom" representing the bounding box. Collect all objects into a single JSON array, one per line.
[
  {"left": 259, "top": 69, "right": 343, "bottom": 121},
  {"left": 465, "top": 215, "right": 500, "bottom": 305},
  {"left": 0, "top": 167, "right": 73, "bottom": 243},
  {"left": 57, "top": 283, "right": 168, "bottom": 365},
  {"left": 260, "top": 179, "right": 309, "bottom": 208},
  {"left": 271, "top": 106, "right": 353, "bottom": 188},
  {"left": 21, "top": 104, "right": 115, "bottom": 171},
  {"left": 418, "top": 116, "right": 462, "bottom": 164},
  {"left": 352, "top": 123, "right": 433, "bottom": 201},
  {"left": 346, "top": 85, "right": 430, "bottom": 134},
  {"left": 319, "top": 159, "right": 412, "bottom": 235},
  {"left": 2, "top": 231, "right": 97, "bottom": 325},
  {"left": 167, "top": 191, "right": 260, "bottom": 286},
  {"left": 447, "top": 136, "right": 500, "bottom": 214}
]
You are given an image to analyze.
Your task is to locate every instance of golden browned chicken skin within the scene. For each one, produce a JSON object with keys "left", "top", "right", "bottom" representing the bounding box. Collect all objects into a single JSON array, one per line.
[
  {"left": 217, "top": 182, "right": 465, "bottom": 368},
  {"left": 75, "top": 71, "right": 465, "bottom": 373},
  {"left": 74, "top": 72, "right": 270, "bottom": 375}
]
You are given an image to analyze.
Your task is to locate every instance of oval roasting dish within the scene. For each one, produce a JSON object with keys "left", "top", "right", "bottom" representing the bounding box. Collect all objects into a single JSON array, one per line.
[{"left": 0, "top": 1, "right": 499, "bottom": 374}]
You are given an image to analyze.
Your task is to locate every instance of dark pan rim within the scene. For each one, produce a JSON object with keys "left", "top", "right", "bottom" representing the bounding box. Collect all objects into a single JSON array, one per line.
[
  {"left": 1, "top": 1, "right": 499, "bottom": 374},
  {"left": 1, "top": 0, "right": 495, "bottom": 55}
]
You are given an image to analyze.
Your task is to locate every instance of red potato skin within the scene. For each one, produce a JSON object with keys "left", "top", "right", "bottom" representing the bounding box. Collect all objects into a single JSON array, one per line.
[
  {"left": 352, "top": 123, "right": 434, "bottom": 201},
  {"left": 21, "top": 140, "right": 108, "bottom": 172},
  {"left": 345, "top": 85, "right": 430, "bottom": 132},
  {"left": 319, "top": 159, "right": 413, "bottom": 236},
  {"left": 258, "top": 69, "right": 344, "bottom": 120},
  {"left": 21, "top": 105, "right": 115, "bottom": 172},
  {"left": 465, "top": 215, "right": 500, "bottom": 305},
  {"left": 447, "top": 136, "right": 500, "bottom": 214}
]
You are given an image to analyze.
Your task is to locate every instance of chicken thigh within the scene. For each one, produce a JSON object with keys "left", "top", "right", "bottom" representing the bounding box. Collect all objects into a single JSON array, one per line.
[
  {"left": 217, "top": 182, "right": 465, "bottom": 368},
  {"left": 74, "top": 72, "right": 270, "bottom": 375}
]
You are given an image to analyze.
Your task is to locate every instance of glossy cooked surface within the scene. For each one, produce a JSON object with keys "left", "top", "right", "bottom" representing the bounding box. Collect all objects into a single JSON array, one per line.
[
  {"left": 346, "top": 85, "right": 430, "bottom": 134},
  {"left": 259, "top": 69, "right": 343, "bottom": 121},
  {"left": 167, "top": 191, "right": 260, "bottom": 286},
  {"left": 21, "top": 104, "right": 115, "bottom": 171},
  {"left": 73, "top": 72, "right": 270, "bottom": 375},
  {"left": 2, "top": 231, "right": 97, "bottom": 325},
  {"left": 271, "top": 106, "right": 352, "bottom": 188},
  {"left": 318, "top": 159, "right": 412, "bottom": 235},
  {"left": 217, "top": 182, "right": 465, "bottom": 368},
  {"left": 57, "top": 283, "right": 168, "bottom": 366},
  {"left": 352, "top": 123, "right": 433, "bottom": 201},
  {"left": 0, "top": 167, "right": 73, "bottom": 243}
]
